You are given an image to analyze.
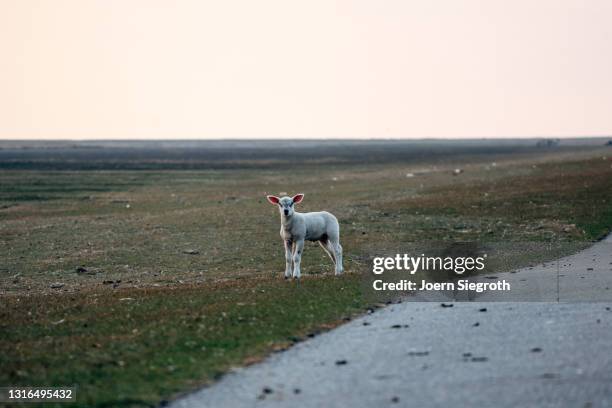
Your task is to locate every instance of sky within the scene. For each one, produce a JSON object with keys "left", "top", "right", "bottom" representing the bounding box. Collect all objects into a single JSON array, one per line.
[{"left": 1, "top": 0, "right": 611, "bottom": 140}]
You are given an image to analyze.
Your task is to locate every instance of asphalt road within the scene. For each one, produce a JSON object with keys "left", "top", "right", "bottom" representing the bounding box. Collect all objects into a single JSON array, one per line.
[{"left": 172, "top": 236, "right": 612, "bottom": 408}]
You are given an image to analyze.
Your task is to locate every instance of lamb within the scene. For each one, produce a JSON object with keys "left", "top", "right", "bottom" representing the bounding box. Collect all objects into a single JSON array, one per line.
[{"left": 266, "top": 193, "right": 343, "bottom": 279}]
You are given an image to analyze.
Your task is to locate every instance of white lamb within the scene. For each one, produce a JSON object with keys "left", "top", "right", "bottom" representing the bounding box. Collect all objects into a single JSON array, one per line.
[{"left": 266, "top": 193, "right": 343, "bottom": 279}]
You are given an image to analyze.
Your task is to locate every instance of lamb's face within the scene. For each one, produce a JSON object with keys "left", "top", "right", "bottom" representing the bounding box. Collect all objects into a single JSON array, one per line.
[
  {"left": 278, "top": 196, "right": 295, "bottom": 217},
  {"left": 266, "top": 193, "right": 304, "bottom": 217}
]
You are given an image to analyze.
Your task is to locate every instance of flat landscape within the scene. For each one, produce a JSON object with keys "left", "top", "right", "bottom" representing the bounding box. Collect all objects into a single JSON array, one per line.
[{"left": 2, "top": 139, "right": 612, "bottom": 407}]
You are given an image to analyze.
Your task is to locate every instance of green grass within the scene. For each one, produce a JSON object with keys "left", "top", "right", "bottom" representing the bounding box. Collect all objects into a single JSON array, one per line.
[
  {"left": 1, "top": 276, "right": 364, "bottom": 407},
  {"left": 1, "top": 147, "right": 612, "bottom": 407}
]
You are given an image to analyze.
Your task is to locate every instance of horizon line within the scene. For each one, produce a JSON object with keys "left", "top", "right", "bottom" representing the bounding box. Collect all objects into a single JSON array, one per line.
[{"left": 1, "top": 135, "right": 611, "bottom": 142}]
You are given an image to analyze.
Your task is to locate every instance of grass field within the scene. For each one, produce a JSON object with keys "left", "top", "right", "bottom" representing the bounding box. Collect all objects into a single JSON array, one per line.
[{"left": 1, "top": 140, "right": 612, "bottom": 407}]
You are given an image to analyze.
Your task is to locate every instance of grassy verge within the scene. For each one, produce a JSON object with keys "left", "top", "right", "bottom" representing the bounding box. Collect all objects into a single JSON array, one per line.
[
  {"left": 1, "top": 276, "right": 364, "bottom": 407},
  {"left": 1, "top": 147, "right": 612, "bottom": 407}
]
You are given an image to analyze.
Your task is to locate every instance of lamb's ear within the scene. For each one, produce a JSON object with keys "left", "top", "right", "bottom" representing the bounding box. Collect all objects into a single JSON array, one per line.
[
  {"left": 266, "top": 195, "right": 280, "bottom": 205},
  {"left": 292, "top": 193, "right": 305, "bottom": 204}
]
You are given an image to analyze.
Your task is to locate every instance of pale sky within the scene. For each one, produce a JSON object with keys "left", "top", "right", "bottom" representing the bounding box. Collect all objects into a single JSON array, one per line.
[{"left": 1, "top": 0, "right": 611, "bottom": 139}]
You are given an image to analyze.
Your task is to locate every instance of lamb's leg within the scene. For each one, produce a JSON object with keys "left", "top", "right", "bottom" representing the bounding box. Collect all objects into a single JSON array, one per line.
[
  {"left": 284, "top": 239, "right": 293, "bottom": 279},
  {"left": 323, "top": 240, "right": 340, "bottom": 274},
  {"left": 318, "top": 239, "right": 336, "bottom": 265},
  {"left": 292, "top": 239, "right": 305, "bottom": 279},
  {"left": 330, "top": 240, "right": 343, "bottom": 275}
]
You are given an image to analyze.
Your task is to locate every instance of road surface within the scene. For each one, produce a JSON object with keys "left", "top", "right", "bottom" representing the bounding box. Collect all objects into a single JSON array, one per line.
[{"left": 172, "top": 236, "right": 612, "bottom": 408}]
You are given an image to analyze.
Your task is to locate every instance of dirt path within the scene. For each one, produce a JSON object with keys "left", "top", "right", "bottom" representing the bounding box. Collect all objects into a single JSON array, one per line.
[{"left": 172, "top": 236, "right": 612, "bottom": 408}]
